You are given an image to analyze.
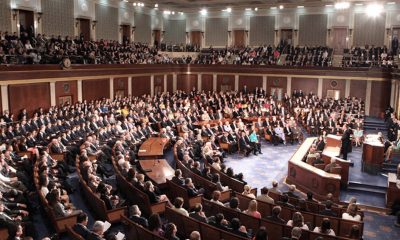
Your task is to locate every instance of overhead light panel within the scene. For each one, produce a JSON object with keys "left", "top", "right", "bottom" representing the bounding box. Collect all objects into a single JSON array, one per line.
[
  {"left": 270, "top": 7, "right": 277, "bottom": 10},
  {"left": 334, "top": 2, "right": 350, "bottom": 10},
  {"left": 200, "top": 9, "right": 207, "bottom": 16},
  {"left": 297, "top": 6, "right": 304, "bottom": 9},
  {"left": 279, "top": 5, "right": 284, "bottom": 9},
  {"left": 154, "top": 4, "right": 158, "bottom": 8}
]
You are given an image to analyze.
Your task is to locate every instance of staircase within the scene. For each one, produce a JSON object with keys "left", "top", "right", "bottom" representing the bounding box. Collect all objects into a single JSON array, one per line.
[
  {"left": 363, "top": 117, "right": 387, "bottom": 132},
  {"left": 332, "top": 55, "right": 343, "bottom": 67},
  {"left": 347, "top": 181, "right": 387, "bottom": 196}
]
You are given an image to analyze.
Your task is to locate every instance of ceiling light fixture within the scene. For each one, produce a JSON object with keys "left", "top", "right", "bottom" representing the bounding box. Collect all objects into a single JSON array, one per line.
[
  {"left": 254, "top": 7, "right": 258, "bottom": 11},
  {"left": 279, "top": 5, "right": 284, "bottom": 9},
  {"left": 200, "top": 9, "right": 207, "bottom": 16},
  {"left": 227, "top": 7, "right": 232, "bottom": 13},
  {"left": 366, "top": 3, "right": 383, "bottom": 17},
  {"left": 297, "top": 6, "right": 304, "bottom": 9},
  {"left": 334, "top": 2, "right": 350, "bottom": 10},
  {"left": 155, "top": 4, "right": 158, "bottom": 8},
  {"left": 387, "top": 2, "right": 396, "bottom": 5}
]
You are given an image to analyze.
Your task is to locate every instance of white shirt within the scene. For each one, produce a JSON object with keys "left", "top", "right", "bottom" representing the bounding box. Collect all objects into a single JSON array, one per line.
[
  {"left": 313, "top": 227, "right": 335, "bottom": 236},
  {"left": 287, "top": 220, "right": 309, "bottom": 230},
  {"left": 342, "top": 213, "right": 362, "bottom": 222}
]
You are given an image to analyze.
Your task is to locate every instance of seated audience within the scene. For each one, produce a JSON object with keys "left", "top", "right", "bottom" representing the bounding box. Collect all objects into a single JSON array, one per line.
[
  {"left": 286, "top": 212, "right": 309, "bottom": 230},
  {"left": 313, "top": 218, "right": 336, "bottom": 236}
]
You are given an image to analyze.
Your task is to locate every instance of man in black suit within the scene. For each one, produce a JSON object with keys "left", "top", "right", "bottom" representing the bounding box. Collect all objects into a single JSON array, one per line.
[
  {"left": 129, "top": 205, "right": 148, "bottom": 228},
  {"left": 88, "top": 221, "right": 106, "bottom": 240},
  {"left": 239, "top": 131, "right": 252, "bottom": 156},
  {"left": 277, "top": 194, "right": 295, "bottom": 209},
  {"left": 171, "top": 169, "right": 185, "bottom": 186},
  {"left": 341, "top": 124, "right": 352, "bottom": 160},
  {"left": 266, "top": 206, "right": 286, "bottom": 224},
  {"left": 319, "top": 200, "right": 337, "bottom": 217},
  {"left": 184, "top": 178, "right": 204, "bottom": 197},
  {"left": 73, "top": 212, "right": 92, "bottom": 239},
  {"left": 189, "top": 203, "right": 208, "bottom": 223}
]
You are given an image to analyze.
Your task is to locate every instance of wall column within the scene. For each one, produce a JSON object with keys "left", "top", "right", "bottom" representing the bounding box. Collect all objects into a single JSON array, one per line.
[
  {"left": 262, "top": 76, "right": 267, "bottom": 92},
  {"left": 390, "top": 80, "right": 396, "bottom": 107},
  {"left": 1, "top": 85, "right": 9, "bottom": 112},
  {"left": 50, "top": 82, "right": 56, "bottom": 106},
  {"left": 365, "top": 80, "right": 372, "bottom": 116},
  {"left": 173, "top": 73, "right": 177, "bottom": 92},
  {"left": 109, "top": 77, "right": 114, "bottom": 99},
  {"left": 287, "top": 76, "right": 292, "bottom": 96},
  {"left": 150, "top": 75, "right": 155, "bottom": 97},
  {"left": 163, "top": 75, "right": 168, "bottom": 93},
  {"left": 213, "top": 74, "right": 217, "bottom": 91},
  {"left": 234, "top": 75, "right": 239, "bottom": 92},
  {"left": 128, "top": 77, "right": 132, "bottom": 96},
  {"left": 345, "top": 79, "right": 351, "bottom": 98},
  {"left": 77, "top": 80, "right": 83, "bottom": 102},
  {"left": 317, "top": 78, "right": 323, "bottom": 98},
  {"left": 197, "top": 73, "right": 202, "bottom": 91}
]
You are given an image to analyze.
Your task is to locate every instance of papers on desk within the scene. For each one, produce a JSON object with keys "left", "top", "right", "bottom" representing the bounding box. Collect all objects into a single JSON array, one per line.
[
  {"left": 115, "top": 232, "right": 125, "bottom": 240},
  {"left": 139, "top": 149, "right": 147, "bottom": 152}
]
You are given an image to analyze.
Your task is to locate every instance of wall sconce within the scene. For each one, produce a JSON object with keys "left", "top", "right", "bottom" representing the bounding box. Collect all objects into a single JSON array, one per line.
[
  {"left": 37, "top": 12, "right": 43, "bottom": 23},
  {"left": 92, "top": 20, "right": 97, "bottom": 29},
  {"left": 12, "top": 9, "right": 18, "bottom": 20},
  {"left": 386, "top": 28, "right": 391, "bottom": 35},
  {"left": 294, "top": 29, "right": 298, "bottom": 35},
  {"left": 327, "top": 28, "right": 331, "bottom": 36},
  {"left": 349, "top": 29, "right": 353, "bottom": 36}
]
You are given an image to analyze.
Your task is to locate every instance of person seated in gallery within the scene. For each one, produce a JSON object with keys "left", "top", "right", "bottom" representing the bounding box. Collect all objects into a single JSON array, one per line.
[
  {"left": 284, "top": 185, "right": 301, "bottom": 199},
  {"left": 342, "top": 203, "right": 362, "bottom": 221},
  {"left": 319, "top": 200, "right": 337, "bottom": 217},
  {"left": 313, "top": 218, "right": 336, "bottom": 236},
  {"left": 224, "top": 197, "right": 241, "bottom": 212},
  {"left": 189, "top": 203, "right": 208, "bottom": 223},
  {"left": 274, "top": 124, "right": 286, "bottom": 145},
  {"left": 312, "top": 153, "right": 325, "bottom": 166},
  {"left": 129, "top": 205, "right": 148, "bottom": 228},
  {"left": 242, "top": 185, "right": 256, "bottom": 199},
  {"left": 220, "top": 132, "right": 238, "bottom": 153},
  {"left": 284, "top": 123, "right": 294, "bottom": 145},
  {"left": 265, "top": 125, "right": 278, "bottom": 145},
  {"left": 184, "top": 177, "right": 204, "bottom": 197},
  {"left": 239, "top": 131, "right": 253, "bottom": 156},
  {"left": 385, "top": 137, "right": 400, "bottom": 162},
  {"left": 277, "top": 194, "right": 295, "bottom": 209},
  {"left": 249, "top": 129, "right": 262, "bottom": 154},
  {"left": 269, "top": 180, "right": 282, "bottom": 195},
  {"left": 171, "top": 169, "right": 184, "bottom": 186},
  {"left": 256, "top": 187, "right": 274, "bottom": 204},
  {"left": 286, "top": 212, "right": 309, "bottom": 230},
  {"left": 172, "top": 197, "right": 189, "bottom": 216}
]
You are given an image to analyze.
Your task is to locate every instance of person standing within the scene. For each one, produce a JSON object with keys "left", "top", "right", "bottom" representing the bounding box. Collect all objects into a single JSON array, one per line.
[{"left": 341, "top": 124, "right": 352, "bottom": 160}]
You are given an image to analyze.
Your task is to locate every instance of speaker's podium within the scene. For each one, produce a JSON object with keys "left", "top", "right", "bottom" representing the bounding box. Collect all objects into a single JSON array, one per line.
[{"left": 362, "top": 134, "right": 384, "bottom": 174}]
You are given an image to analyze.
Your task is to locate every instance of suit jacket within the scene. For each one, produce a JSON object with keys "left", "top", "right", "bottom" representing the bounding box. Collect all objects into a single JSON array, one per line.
[
  {"left": 265, "top": 215, "right": 286, "bottom": 224},
  {"left": 189, "top": 212, "right": 207, "bottom": 223},
  {"left": 319, "top": 209, "right": 337, "bottom": 217},
  {"left": 73, "top": 223, "right": 92, "bottom": 239},
  {"left": 130, "top": 215, "right": 148, "bottom": 228}
]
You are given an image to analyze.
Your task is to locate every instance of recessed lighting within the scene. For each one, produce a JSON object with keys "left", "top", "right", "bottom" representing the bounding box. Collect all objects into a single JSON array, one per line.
[
  {"left": 325, "top": 4, "right": 333, "bottom": 7},
  {"left": 227, "top": 7, "right": 232, "bottom": 13},
  {"left": 334, "top": 2, "right": 350, "bottom": 10},
  {"left": 179, "top": 12, "right": 184, "bottom": 15},
  {"left": 355, "top": 3, "right": 363, "bottom": 6},
  {"left": 200, "top": 9, "right": 207, "bottom": 16},
  {"left": 133, "top": 2, "right": 136, "bottom": 6},
  {"left": 245, "top": 8, "right": 252, "bottom": 11},
  {"left": 254, "top": 7, "right": 258, "bottom": 11},
  {"left": 155, "top": 4, "right": 158, "bottom": 8},
  {"left": 387, "top": 2, "right": 396, "bottom": 5},
  {"left": 279, "top": 5, "right": 284, "bottom": 9},
  {"left": 297, "top": 6, "right": 304, "bottom": 8},
  {"left": 270, "top": 7, "right": 277, "bottom": 10},
  {"left": 367, "top": 3, "right": 383, "bottom": 17}
]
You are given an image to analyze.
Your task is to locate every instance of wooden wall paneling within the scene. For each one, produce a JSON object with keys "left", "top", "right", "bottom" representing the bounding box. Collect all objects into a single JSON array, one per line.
[
  {"left": 239, "top": 76, "right": 263, "bottom": 91},
  {"left": 132, "top": 76, "right": 151, "bottom": 96},
  {"left": 55, "top": 81, "right": 78, "bottom": 105},
  {"left": 113, "top": 77, "right": 128, "bottom": 98},
  {"left": 350, "top": 80, "right": 367, "bottom": 101},
  {"left": 267, "top": 76, "right": 287, "bottom": 97},
  {"left": 370, "top": 81, "right": 390, "bottom": 117},
  {"left": 9, "top": 83, "right": 50, "bottom": 116},
  {"left": 190, "top": 31, "right": 202, "bottom": 46},
  {"left": 233, "top": 30, "right": 246, "bottom": 47},
  {"left": 217, "top": 75, "right": 235, "bottom": 92},
  {"left": 167, "top": 74, "right": 173, "bottom": 93},
  {"left": 201, "top": 74, "right": 213, "bottom": 92},
  {"left": 154, "top": 75, "right": 164, "bottom": 94},
  {"left": 82, "top": 79, "right": 110, "bottom": 101},
  {"left": 177, "top": 74, "right": 197, "bottom": 92},
  {"left": 322, "top": 79, "right": 346, "bottom": 99},
  {"left": 291, "top": 78, "right": 318, "bottom": 95}
]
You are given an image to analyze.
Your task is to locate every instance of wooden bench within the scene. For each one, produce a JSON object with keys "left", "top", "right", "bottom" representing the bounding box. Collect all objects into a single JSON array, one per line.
[
  {"left": 235, "top": 192, "right": 363, "bottom": 238},
  {"left": 66, "top": 226, "right": 85, "bottom": 240},
  {"left": 0, "top": 228, "right": 9, "bottom": 240},
  {"left": 165, "top": 206, "right": 248, "bottom": 240},
  {"left": 167, "top": 179, "right": 203, "bottom": 209},
  {"left": 112, "top": 158, "right": 167, "bottom": 217},
  {"left": 121, "top": 215, "right": 165, "bottom": 240},
  {"left": 206, "top": 161, "right": 248, "bottom": 193},
  {"left": 33, "top": 162, "right": 80, "bottom": 233},
  {"left": 76, "top": 161, "right": 126, "bottom": 222}
]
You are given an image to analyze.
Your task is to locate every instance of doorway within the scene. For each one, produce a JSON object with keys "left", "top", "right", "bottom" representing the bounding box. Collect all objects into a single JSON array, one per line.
[
  {"left": 79, "top": 19, "right": 91, "bottom": 41},
  {"left": 19, "top": 10, "right": 34, "bottom": 38},
  {"left": 190, "top": 31, "right": 202, "bottom": 47},
  {"left": 121, "top": 25, "right": 131, "bottom": 43},
  {"left": 280, "top": 29, "right": 293, "bottom": 46},
  {"left": 233, "top": 30, "right": 246, "bottom": 47},
  {"left": 332, "top": 27, "right": 348, "bottom": 54}
]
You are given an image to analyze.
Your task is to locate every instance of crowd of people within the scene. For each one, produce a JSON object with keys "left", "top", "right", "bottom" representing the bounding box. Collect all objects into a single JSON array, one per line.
[
  {"left": 342, "top": 45, "right": 397, "bottom": 68},
  {"left": 0, "top": 85, "right": 374, "bottom": 239}
]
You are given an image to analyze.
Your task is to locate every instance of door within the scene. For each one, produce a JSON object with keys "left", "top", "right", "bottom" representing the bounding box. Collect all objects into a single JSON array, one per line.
[
  {"left": 190, "top": 31, "right": 202, "bottom": 47},
  {"left": 19, "top": 10, "right": 34, "bottom": 38},
  {"left": 332, "top": 27, "right": 348, "bottom": 54},
  {"left": 153, "top": 30, "right": 161, "bottom": 47},
  {"left": 121, "top": 25, "right": 131, "bottom": 43},
  {"left": 392, "top": 27, "right": 400, "bottom": 54},
  {"left": 280, "top": 29, "right": 293, "bottom": 46},
  {"left": 233, "top": 30, "right": 246, "bottom": 47},
  {"left": 79, "top": 19, "right": 91, "bottom": 41}
]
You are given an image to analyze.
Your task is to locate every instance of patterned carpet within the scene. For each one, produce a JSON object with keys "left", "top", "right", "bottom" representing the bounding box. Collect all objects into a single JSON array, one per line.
[{"left": 224, "top": 141, "right": 400, "bottom": 240}]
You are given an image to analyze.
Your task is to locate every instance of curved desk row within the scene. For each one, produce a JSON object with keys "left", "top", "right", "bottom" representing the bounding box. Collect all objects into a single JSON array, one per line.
[{"left": 286, "top": 138, "right": 342, "bottom": 201}]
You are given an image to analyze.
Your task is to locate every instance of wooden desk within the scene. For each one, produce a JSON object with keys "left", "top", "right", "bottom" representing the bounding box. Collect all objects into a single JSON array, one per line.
[
  {"left": 138, "top": 137, "right": 169, "bottom": 159},
  {"left": 386, "top": 173, "right": 400, "bottom": 208},
  {"left": 322, "top": 135, "right": 350, "bottom": 186},
  {"left": 287, "top": 137, "right": 342, "bottom": 201},
  {"left": 362, "top": 140, "right": 384, "bottom": 174},
  {"left": 139, "top": 159, "right": 175, "bottom": 188}
]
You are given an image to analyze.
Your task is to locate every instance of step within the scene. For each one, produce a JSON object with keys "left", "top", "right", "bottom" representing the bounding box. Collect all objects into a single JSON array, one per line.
[
  {"left": 347, "top": 181, "right": 387, "bottom": 195},
  {"left": 382, "top": 168, "right": 397, "bottom": 173}
]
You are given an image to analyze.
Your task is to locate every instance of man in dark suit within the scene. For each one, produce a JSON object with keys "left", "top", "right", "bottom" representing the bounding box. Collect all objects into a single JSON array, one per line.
[
  {"left": 341, "top": 124, "right": 352, "bottom": 160},
  {"left": 184, "top": 178, "right": 204, "bottom": 197},
  {"left": 266, "top": 206, "right": 286, "bottom": 224},
  {"left": 189, "top": 203, "right": 208, "bottom": 223},
  {"left": 73, "top": 212, "right": 92, "bottom": 239},
  {"left": 277, "top": 194, "right": 295, "bottom": 209},
  {"left": 319, "top": 200, "right": 337, "bottom": 217},
  {"left": 171, "top": 169, "right": 184, "bottom": 186},
  {"left": 88, "top": 221, "right": 106, "bottom": 240},
  {"left": 129, "top": 205, "right": 148, "bottom": 228},
  {"left": 239, "top": 131, "right": 252, "bottom": 156}
]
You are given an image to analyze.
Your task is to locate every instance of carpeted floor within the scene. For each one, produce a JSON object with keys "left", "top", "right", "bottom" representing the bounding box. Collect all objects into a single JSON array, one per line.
[{"left": 223, "top": 140, "right": 400, "bottom": 240}]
